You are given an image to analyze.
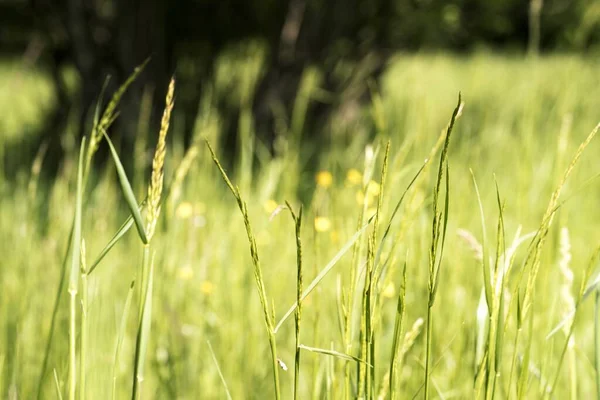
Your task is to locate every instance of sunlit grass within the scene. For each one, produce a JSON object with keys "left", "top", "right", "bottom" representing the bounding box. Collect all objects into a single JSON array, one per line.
[{"left": 1, "top": 54, "right": 600, "bottom": 398}]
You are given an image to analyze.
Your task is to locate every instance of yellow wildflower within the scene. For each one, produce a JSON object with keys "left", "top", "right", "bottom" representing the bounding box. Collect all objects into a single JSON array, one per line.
[
  {"left": 346, "top": 168, "right": 362, "bottom": 186},
  {"left": 177, "top": 265, "right": 194, "bottom": 280},
  {"left": 383, "top": 282, "right": 396, "bottom": 298},
  {"left": 176, "top": 202, "right": 194, "bottom": 219},
  {"left": 316, "top": 170, "right": 333, "bottom": 188},
  {"left": 201, "top": 281, "right": 214, "bottom": 295},
  {"left": 366, "top": 181, "right": 380, "bottom": 197},
  {"left": 314, "top": 216, "right": 332, "bottom": 232},
  {"left": 264, "top": 199, "right": 279, "bottom": 214},
  {"left": 330, "top": 230, "right": 339, "bottom": 244},
  {"left": 356, "top": 190, "right": 366, "bottom": 205}
]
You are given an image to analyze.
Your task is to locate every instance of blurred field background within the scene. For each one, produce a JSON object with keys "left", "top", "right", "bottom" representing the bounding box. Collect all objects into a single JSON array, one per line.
[{"left": 2, "top": 1, "right": 600, "bottom": 399}]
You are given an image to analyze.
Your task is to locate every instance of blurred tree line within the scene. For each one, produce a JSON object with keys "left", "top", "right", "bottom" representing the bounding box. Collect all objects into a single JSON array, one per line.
[{"left": 1, "top": 0, "right": 600, "bottom": 175}]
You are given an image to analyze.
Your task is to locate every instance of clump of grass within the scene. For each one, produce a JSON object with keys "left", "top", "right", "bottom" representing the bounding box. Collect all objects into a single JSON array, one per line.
[
  {"left": 37, "top": 61, "right": 150, "bottom": 397},
  {"left": 358, "top": 141, "right": 390, "bottom": 398},
  {"left": 514, "top": 122, "right": 599, "bottom": 398}
]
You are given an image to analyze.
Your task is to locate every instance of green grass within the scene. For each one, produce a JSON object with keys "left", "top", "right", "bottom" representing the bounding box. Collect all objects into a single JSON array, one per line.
[{"left": 1, "top": 53, "right": 600, "bottom": 398}]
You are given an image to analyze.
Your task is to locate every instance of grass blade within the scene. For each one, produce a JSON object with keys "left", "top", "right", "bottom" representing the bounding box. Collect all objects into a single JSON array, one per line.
[
  {"left": 102, "top": 130, "right": 148, "bottom": 244},
  {"left": 207, "top": 340, "right": 233, "bottom": 400},
  {"left": 389, "top": 261, "right": 407, "bottom": 399},
  {"left": 68, "top": 138, "right": 86, "bottom": 400},
  {"left": 299, "top": 344, "right": 371, "bottom": 366},
  {"left": 53, "top": 368, "right": 63, "bottom": 400},
  {"left": 471, "top": 170, "right": 492, "bottom": 314},
  {"left": 373, "top": 157, "right": 428, "bottom": 271},
  {"left": 274, "top": 215, "right": 374, "bottom": 333},
  {"left": 88, "top": 199, "right": 147, "bottom": 275}
]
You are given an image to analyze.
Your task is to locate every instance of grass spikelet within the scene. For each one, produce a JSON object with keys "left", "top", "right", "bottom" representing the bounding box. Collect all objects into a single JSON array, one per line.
[
  {"left": 146, "top": 77, "right": 175, "bottom": 241},
  {"left": 132, "top": 77, "right": 175, "bottom": 399},
  {"left": 88, "top": 59, "right": 150, "bottom": 159},
  {"left": 400, "top": 318, "right": 424, "bottom": 364}
]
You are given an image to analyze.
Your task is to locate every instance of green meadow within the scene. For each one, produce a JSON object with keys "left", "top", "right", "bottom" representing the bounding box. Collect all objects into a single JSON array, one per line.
[{"left": 1, "top": 53, "right": 600, "bottom": 399}]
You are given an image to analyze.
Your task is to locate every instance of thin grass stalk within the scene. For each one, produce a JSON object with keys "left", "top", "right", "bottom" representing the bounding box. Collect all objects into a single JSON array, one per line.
[
  {"left": 359, "top": 235, "right": 375, "bottom": 398},
  {"left": 206, "top": 340, "right": 233, "bottom": 400},
  {"left": 68, "top": 138, "right": 86, "bottom": 400},
  {"left": 484, "top": 187, "right": 506, "bottom": 400},
  {"left": 275, "top": 218, "right": 373, "bottom": 332},
  {"left": 507, "top": 320, "right": 521, "bottom": 397},
  {"left": 371, "top": 143, "right": 391, "bottom": 393},
  {"left": 424, "top": 94, "right": 462, "bottom": 400},
  {"left": 568, "top": 345, "right": 576, "bottom": 400},
  {"left": 132, "top": 252, "right": 155, "bottom": 399},
  {"left": 517, "top": 308, "right": 534, "bottom": 399},
  {"left": 113, "top": 281, "right": 135, "bottom": 400},
  {"left": 389, "top": 262, "right": 407, "bottom": 400},
  {"left": 286, "top": 202, "right": 304, "bottom": 400},
  {"left": 53, "top": 369, "right": 64, "bottom": 400},
  {"left": 596, "top": 290, "right": 600, "bottom": 399},
  {"left": 37, "top": 224, "right": 73, "bottom": 400},
  {"left": 79, "top": 239, "right": 88, "bottom": 400},
  {"left": 207, "top": 142, "right": 281, "bottom": 399}
]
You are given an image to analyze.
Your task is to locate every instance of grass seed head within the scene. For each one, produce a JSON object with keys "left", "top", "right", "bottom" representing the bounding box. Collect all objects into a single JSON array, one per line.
[{"left": 146, "top": 77, "right": 175, "bottom": 241}]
